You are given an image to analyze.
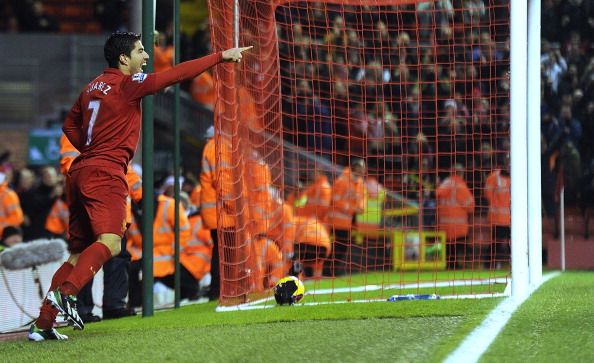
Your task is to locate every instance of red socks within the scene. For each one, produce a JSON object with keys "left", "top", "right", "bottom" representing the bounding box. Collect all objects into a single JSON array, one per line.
[
  {"left": 36, "top": 262, "right": 74, "bottom": 330},
  {"left": 60, "top": 242, "right": 112, "bottom": 296},
  {"left": 36, "top": 242, "right": 112, "bottom": 329}
]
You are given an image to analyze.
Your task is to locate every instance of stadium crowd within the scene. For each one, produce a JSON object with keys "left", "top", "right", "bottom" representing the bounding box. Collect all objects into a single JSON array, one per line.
[{"left": 0, "top": 0, "right": 592, "bottom": 310}]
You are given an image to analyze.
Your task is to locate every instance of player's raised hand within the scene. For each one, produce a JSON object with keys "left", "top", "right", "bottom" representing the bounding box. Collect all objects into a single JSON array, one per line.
[{"left": 222, "top": 46, "right": 253, "bottom": 63}]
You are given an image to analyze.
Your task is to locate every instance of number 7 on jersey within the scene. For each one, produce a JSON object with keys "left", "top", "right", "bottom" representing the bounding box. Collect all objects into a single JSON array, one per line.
[{"left": 86, "top": 100, "right": 101, "bottom": 146}]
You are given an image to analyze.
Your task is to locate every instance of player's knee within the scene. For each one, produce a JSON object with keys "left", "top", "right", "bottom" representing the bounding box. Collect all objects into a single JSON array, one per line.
[{"left": 97, "top": 233, "right": 122, "bottom": 256}]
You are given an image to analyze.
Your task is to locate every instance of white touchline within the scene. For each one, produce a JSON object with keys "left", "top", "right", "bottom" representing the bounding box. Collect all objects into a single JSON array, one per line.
[{"left": 444, "top": 272, "right": 560, "bottom": 363}]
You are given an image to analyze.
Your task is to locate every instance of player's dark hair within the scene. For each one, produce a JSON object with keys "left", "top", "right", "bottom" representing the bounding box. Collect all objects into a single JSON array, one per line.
[{"left": 104, "top": 32, "right": 142, "bottom": 68}]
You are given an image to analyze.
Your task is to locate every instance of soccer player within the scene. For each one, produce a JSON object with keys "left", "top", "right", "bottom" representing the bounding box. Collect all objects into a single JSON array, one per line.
[{"left": 28, "top": 31, "right": 251, "bottom": 341}]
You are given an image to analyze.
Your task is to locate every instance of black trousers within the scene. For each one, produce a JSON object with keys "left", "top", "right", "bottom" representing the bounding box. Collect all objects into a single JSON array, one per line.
[
  {"left": 208, "top": 228, "right": 242, "bottom": 300},
  {"left": 127, "top": 259, "right": 200, "bottom": 307},
  {"left": 77, "top": 237, "right": 131, "bottom": 314},
  {"left": 209, "top": 229, "right": 220, "bottom": 301},
  {"left": 323, "top": 228, "right": 351, "bottom": 277},
  {"left": 488, "top": 225, "right": 511, "bottom": 266}
]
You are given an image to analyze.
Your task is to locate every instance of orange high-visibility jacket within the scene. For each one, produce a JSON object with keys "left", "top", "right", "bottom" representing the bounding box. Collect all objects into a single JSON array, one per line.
[
  {"left": 436, "top": 175, "right": 475, "bottom": 241},
  {"left": 126, "top": 195, "right": 191, "bottom": 277},
  {"left": 250, "top": 236, "right": 284, "bottom": 291},
  {"left": 266, "top": 202, "right": 296, "bottom": 266},
  {"left": 325, "top": 168, "right": 366, "bottom": 230},
  {"left": 294, "top": 174, "right": 331, "bottom": 220},
  {"left": 484, "top": 170, "right": 511, "bottom": 227},
  {"left": 153, "top": 45, "right": 173, "bottom": 73},
  {"left": 246, "top": 156, "right": 276, "bottom": 236},
  {"left": 190, "top": 184, "right": 201, "bottom": 208},
  {"left": 239, "top": 87, "right": 260, "bottom": 131},
  {"left": 182, "top": 212, "right": 213, "bottom": 281},
  {"left": 45, "top": 198, "right": 69, "bottom": 236},
  {"left": 294, "top": 215, "right": 331, "bottom": 255},
  {"left": 126, "top": 219, "right": 142, "bottom": 261},
  {"left": 190, "top": 71, "right": 216, "bottom": 110},
  {"left": 125, "top": 166, "right": 143, "bottom": 225},
  {"left": 200, "top": 137, "right": 237, "bottom": 230},
  {"left": 0, "top": 182, "right": 24, "bottom": 237},
  {"left": 60, "top": 134, "right": 80, "bottom": 176}
]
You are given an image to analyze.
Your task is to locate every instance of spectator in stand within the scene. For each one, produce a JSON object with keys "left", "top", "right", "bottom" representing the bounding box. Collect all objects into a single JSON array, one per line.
[
  {"left": 14, "top": 0, "right": 59, "bottom": 33},
  {"left": 0, "top": 225, "right": 23, "bottom": 252},
  {"left": 559, "top": 104, "right": 582, "bottom": 144},
  {"left": 295, "top": 79, "right": 332, "bottom": 154},
  {"left": 0, "top": 166, "right": 24, "bottom": 238},
  {"left": 93, "top": 0, "right": 127, "bottom": 32},
  {"left": 19, "top": 166, "right": 60, "bottom": 241},
  {"left": 542, "top": 0, "right": 561, "bottom": 43},
  {"left": 437, "top": 99, "right": 468, "bottom": 171},
  {"left": 559, "top": 0, "right": 593, "bottom": 44},
  {"left": 541, "top": 45, "right": 568, "bottom": 97},
  {"left": 484, "top": 155, "right": 511, "bottom": 269},
  {"left": 153, "top": 31, "right": 173, "bottom": 73},
  {"left": 436, "top": 164, "right": 475, "bottom": 269},
  {"left": 579, "top": 101, "right": 594, "bottom": 163},
  {"left": 580, "top": 158, "right": 594, "bottom": 239}
]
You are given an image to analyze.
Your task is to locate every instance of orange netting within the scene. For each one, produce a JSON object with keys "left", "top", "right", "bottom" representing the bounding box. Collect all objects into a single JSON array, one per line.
[{"left": 208, "top": 0, "right": 510, "bottom": 306}]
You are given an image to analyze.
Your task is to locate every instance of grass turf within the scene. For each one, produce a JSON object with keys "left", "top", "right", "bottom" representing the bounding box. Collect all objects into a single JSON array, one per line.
[
  {"left": 15, "top": 270, "right": 594, "bottom": 362},
  {"left": 481, "top": 271, "right": 594, "bottom": 363},
  {"left": 0, "top": 294, "right": 500, "bottom": 362}
]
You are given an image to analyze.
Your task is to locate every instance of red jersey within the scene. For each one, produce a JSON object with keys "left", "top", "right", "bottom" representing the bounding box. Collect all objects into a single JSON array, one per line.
[{"left": 63, "top": 52, "right": 222, "bottom": 172}]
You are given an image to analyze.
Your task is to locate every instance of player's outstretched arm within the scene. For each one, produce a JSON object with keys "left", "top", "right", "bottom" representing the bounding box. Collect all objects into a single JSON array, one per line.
[
  {"left": 126, "top": 46, "right": 253, "bottom": 99},
  {"left": 221, "top": 46, "right": 253, "bottom": 63}
]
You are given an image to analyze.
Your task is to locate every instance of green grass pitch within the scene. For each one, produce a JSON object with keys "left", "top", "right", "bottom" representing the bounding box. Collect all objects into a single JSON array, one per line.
[{"left": 1, "top": 271, "right": 592, "bottom": 363}]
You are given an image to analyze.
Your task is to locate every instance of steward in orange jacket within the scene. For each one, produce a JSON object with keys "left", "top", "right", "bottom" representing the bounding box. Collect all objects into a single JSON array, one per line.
[
  {"left": 484, "top": 166, "right": 511, "bottom": 268},
  {"left": 0, "top": 170, "right": 23, "bottom": 237},
  {"left": 325, "top": 165, "right": 366, "bottom": 231},
  {"left": 183, "top": 185, "right": 214, "bottom": 282},
  {"left": 127, "top": 194, "right": 201, "bottom": 304},
  {"left": 190, "top": 71, "right": 216, "bottom": 110},
  {"left": 246, "top": 152, "right": 275, "bottom": 237},
  {"left": 127, "top": 195, "right": 191, "bottom": 277},
  {"left": 436, "top": 166, "right": 475, "bottom": 268},
  {"left": 266, "top": 201, "right": 296, "bottom": 273},
  {"left": 484, "top": 169, "right": 511, "bottom": 227},
  {"left": 294, "top": 215, "right": 331, "bottom": 279},
  {"left": 45, "top": 197, "right": 69, "bottom": 237},
  {"left": 325, "top": 159, "right": 366, "bottom": 276},
  {"left": 294, "top": 170, "right": 331, "bottom": 220},
  {"left": 250, "top": 236, "right": 284, "bottom": 291},
  {"left": 245, "top": 152, "right": 294, "bottom": 269},
  {"left": 200, "top": 136, "right": 237, "bottom": 230},
  {"left": 200, "top": 134, "right": 243, "bottom": 300}
]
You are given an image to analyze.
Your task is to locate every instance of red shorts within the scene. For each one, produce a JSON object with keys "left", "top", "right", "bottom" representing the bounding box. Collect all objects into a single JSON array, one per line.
[{"left": 67, "top": 166, "right": 128, "bottom": 254}]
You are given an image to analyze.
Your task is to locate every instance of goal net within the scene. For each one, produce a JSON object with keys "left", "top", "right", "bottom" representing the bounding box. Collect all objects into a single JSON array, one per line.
[{"left": 207, "top": 0, "right": 511, "bottom": 307}]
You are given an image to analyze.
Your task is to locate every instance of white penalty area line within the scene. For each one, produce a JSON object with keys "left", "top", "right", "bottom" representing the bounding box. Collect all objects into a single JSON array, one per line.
[
  {"left": 444, "top": 272, "right": 561, "bottom": 363},
  {"left": 216, "top": 277, "right": 510, "bottom": 312}
]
